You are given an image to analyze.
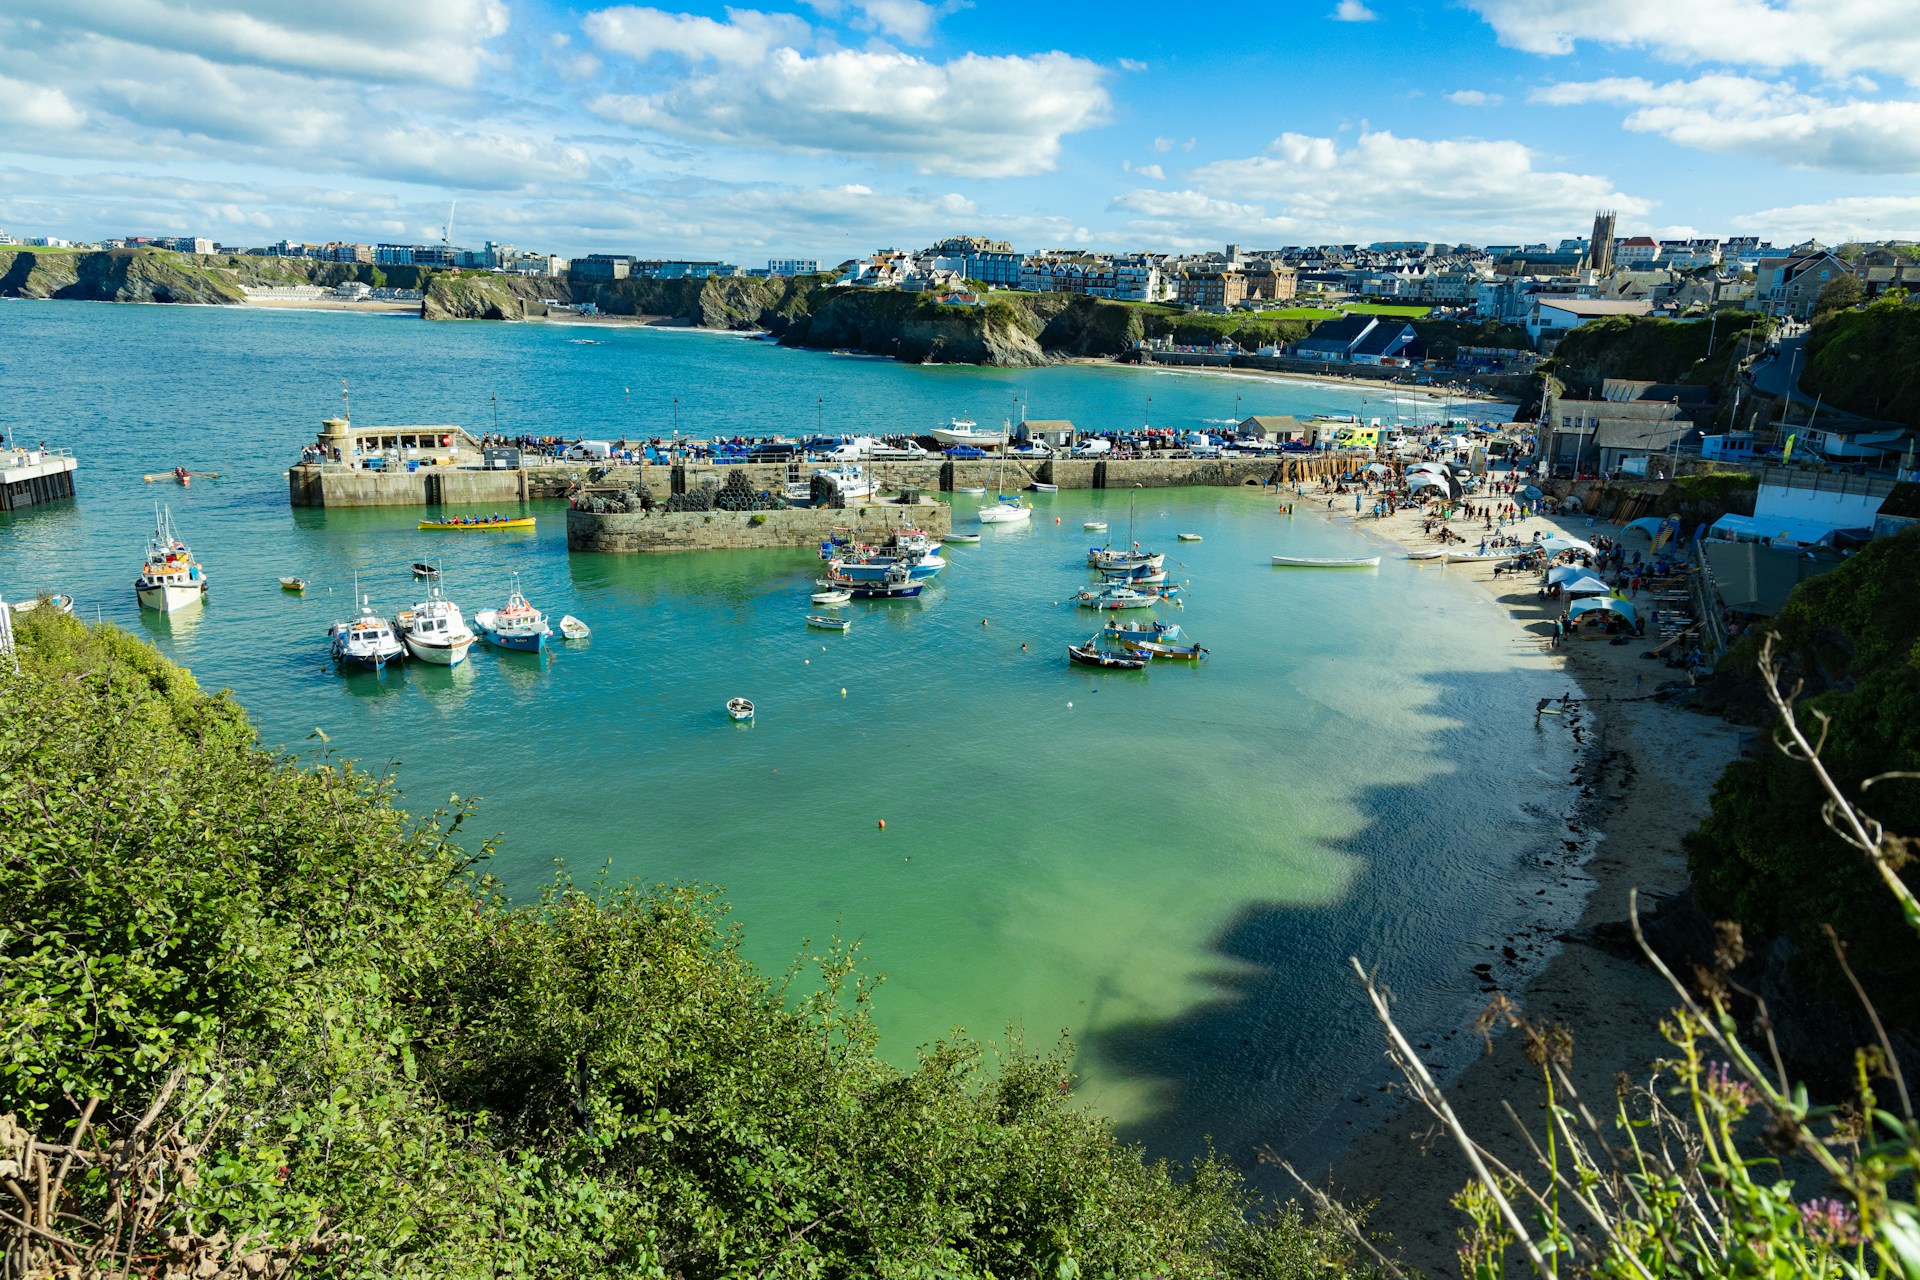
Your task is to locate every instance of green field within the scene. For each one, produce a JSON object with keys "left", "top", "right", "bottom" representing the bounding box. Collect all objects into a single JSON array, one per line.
[{"left": 1342, "top": 302, "right": 1432, "bottom": 318}]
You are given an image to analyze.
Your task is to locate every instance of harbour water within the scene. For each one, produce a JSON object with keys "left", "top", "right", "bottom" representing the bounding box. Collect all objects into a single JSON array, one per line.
[{"left": 4, "top": 302, "right": 1574, "bottom": 1174}]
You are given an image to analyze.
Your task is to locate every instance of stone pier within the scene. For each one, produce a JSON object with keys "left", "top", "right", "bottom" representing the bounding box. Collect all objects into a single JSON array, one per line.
[{"left": 567, "top": 498, "right": 950, "bottom": 554}]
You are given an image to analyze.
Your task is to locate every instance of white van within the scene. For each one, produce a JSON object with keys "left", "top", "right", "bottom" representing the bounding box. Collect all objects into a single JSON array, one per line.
[
  {"left": 823, "top": 436, "right": 878, "bottom": 462},
  {"left": 1069, "top": 438, "right": 1112, "bottom": 458},
  {"left": 563, "top": 440, "right": 614, "bottom": 461}
]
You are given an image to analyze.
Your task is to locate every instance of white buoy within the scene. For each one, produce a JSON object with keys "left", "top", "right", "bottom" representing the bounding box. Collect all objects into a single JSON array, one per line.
[
  {"left": 840, "top": 687, "right": 847, "bottom": 697},
  {"left": 1066, "top": 701, "right": 1073, "bottom": 708}
]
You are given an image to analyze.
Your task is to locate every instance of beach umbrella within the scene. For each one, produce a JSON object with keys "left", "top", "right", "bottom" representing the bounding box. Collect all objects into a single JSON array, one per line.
[{"left": 1562, "top": 574, "right": 1613, "bottom": 597}]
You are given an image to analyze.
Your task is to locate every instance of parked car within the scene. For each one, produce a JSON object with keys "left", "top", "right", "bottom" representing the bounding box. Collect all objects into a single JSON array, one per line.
[
  {"left": 1009, "top": 442, "right": 1052, "bottom": 457},
  {"left": 750, "top": 443, "right": 796, "bottom": 462},
  {"left": 944, "top": 445, "right": 986, "bottom": 458}
]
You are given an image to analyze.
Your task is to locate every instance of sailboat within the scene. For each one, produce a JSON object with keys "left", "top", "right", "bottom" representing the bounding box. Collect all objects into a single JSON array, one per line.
[
  {"left": 977, "top": 431, "right": 1031, "bottom": 525},
  {"left": 1086, "top": 488, "right": 1160, "bottom": 572}
]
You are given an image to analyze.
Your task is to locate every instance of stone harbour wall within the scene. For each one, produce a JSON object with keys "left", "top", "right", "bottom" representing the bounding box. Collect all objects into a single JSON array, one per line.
[{"left": 567, "top": 499, "right": 951, "bottom": 554}]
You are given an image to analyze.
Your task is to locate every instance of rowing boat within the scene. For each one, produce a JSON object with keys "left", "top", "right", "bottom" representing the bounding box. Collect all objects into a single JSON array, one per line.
[
  {"left": 418, "top": 516, "right": 536, "bottom": 531},
  {"left": 1270, "top": 555, "right": 1380, "bottom": 568},
  {"left": 1177, "top": 533, "right": 1203, "bottom": 542},
  {"left": 806, "top": 614, "right": 851, "bottom": 631},
  {"left": 1067, "top": 639, "right": 1148, "bottom": 670},
  {"left": 279, "top": 576, "right": 307, "bottom": 592}
]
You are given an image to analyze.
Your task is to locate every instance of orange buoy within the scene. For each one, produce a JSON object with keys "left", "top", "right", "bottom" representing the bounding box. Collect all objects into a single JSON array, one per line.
[
  {"left": 1054, "top": 517, "right": 1061, "bottom": 524},
  {"left": 877, "top": 818, "right": 887, "bottom": 830},
  {"left": 981, "top": 618, "right": 989, "bottom": 627}
]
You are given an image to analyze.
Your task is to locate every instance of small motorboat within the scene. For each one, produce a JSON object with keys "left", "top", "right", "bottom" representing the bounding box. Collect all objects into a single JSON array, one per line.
[
  {"left": 329, "top": 597, "right": 406, "bottom": 671},
  {"left": 955, "top": 486, "right": 987, "bottom": 496},
  {"left": 1067, "top": 638, "right": 1148, "bottom": 670},
  {"left": 807, "top": 614, "right": 851, "bottom": 631},
  {"left": 1029, "top": 482, "right": 1059, "bottom": 492},
  {"left": 1270, "top": 555, "right": 1381, "bottom": 568},
  {"left": 418, "top": 515, "right": 536, "bottom": 531},
  {"left": 398, "top": 583, "right": 476, "bottom": 665},
  {"left": 279, "top": 576, "right": 307, "bottom": 592},
  {"left": 1103, "top": 618, "right": 1181, "bottom": 641},
  {"left": 1084, "top": 521, "right": 1107, "bottom": 531},
  {"left": 943, "top": 533, "right": 982, "bottom": 545},
  {"left": 1119, "top": 637, "right": 1209, "bottom": 660},
  {"left": 812, "top": 587, "right": 854, "bottom": 605},
  {"left": 6, "top": 593, "right": 75, "bottom": 616},
  {"left": 1177, "top": 533, "right": 1203, "bottom": 542},
  {"left": 559, "top": 614, "right": 591, "bottom": 640},
  {"left": 411, "top": 562, "right": 438, "bottom": 577},
  {"left": 726, "top": 697, "right": 755, "bottom": 721},
  {"left": 471, "top": 576, "right": 552, "bottom": 652},
  {"left": 1073, "top": 585, "right": 1159, "bottom": 610}
]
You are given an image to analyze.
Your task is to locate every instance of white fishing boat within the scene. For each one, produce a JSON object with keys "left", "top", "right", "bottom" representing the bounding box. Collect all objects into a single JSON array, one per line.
[
  {"left": 726, "top": 697, "right": 755, "bottom": 722},
  {"left": 558, "top": 615, "right": 591, "bottom": 640},
  {"left": 1073, "top": 585, "right": 1159, "bottom": 610},
  {"left": 399, "top": 580, "right": 476, "bottom": 665},
  {"left": 329, "top": 596, "right": 406, "bottom": 671},
  {"left": 931, "top": 418, "right": 1008, "bottom": 448},
  {"left": 1087, "top": 547, "right": 1163, "bottom": 572},
  {"left": 812, "top": 587, "right": 854, "bottom": 604},
  {"left": 134, "top": 505, "right": 207, "bottom": 613},
  {"left": 1270, "top": 555, "right": 1381, "bottom": 568}
]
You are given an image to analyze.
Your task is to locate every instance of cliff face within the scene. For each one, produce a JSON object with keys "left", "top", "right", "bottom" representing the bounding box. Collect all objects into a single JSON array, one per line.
[{"left": 0, "top": 249, "right": 436, "bottom": 304}]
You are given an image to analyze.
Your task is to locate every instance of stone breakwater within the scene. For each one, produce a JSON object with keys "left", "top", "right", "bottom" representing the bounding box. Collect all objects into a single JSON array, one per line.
[
  {"left": 288, "top": 453, "right": 1368, "bottom": 509},
  {"left": 566, "top": 499, "right": 950, "bottom": 553}
]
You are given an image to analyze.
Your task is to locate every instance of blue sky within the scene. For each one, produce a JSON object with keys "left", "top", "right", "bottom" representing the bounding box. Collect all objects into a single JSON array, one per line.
[{"left": 2, "top": 0, "right": 1916, "bottom": 260}]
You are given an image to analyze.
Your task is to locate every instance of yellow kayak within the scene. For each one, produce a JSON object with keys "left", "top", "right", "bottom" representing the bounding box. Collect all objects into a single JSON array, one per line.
[{"left": 418, "top": 516, "right": 536, "bottom": 531}]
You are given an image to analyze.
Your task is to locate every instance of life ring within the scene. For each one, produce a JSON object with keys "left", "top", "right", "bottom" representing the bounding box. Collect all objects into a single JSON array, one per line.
[{"left": 440, "top": 434, "right": 452, "bottom": 447}]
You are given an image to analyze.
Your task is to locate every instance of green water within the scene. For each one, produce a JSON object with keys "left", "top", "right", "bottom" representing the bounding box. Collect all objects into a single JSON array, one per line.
[{"left": 2, "top": 303, "right": 1574, "bottom": 1173}]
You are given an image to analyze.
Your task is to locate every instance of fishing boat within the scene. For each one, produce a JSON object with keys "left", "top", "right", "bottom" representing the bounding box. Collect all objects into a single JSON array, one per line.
[
  {"left": 279, "top": 576, "right": 307, "bottom": 592},
  {"left": 1119, "top": 636, "right": 1209, "bottom": 660},
  {"left": 411, "top": 561, "right": 438, "bottom": 577},
  {"left": 1067, "top": 637, "right": 1149, "bottom": 670},
  {"left": 6, "top": 594, "right": 75, "bottom": 616},
  {"left": 1103, "top": 618, "right": 1182, "bottom": 641},
  {"left": 417, "top": 515, "right": 536, "bottom": 531},
  {"left": 398, "top": 581, "right": 476, "bottom": 665},
  {"left": 943, "top": 533, "right": 981, "bottom": 545},
  {"left": 1100, "top": 564, "right": 1167, "bottom": 586},
  {"left": 931, "top": 418, "right": 1008, "bottom": 448},
  {"left": 1270, "top": 555, "right": 1381, "bottom": 568},
  {"left": 1073, "top": 584, "right": 1158, "bottom": 610},
  {"left": 472, "top": 577, "right": 552, "bottom": 653},
  {"left": 1029, "top": 482, "right": 1059, "bottom": 492},
  {"left": 812, "top": 587, "right": 854, "bottom": 604},
  {"left": 726, "top": 697, "right": 755, "bottom": 722},
  {"left": 806, "top": 614, "right": 851, "bottom": 631},
  {"left": 1084, "top": 521, "right": 1107, "bottom": 531},
  {"left": 818, "top": 569, "right": 924, "bottom": 599},
  {"left": 134, "top": 506, "right": 207, "bottom": 613},
  {"left": 955, "top": 486, "right": 987, "bottom": 496},
  {"left": 329, "top": 596, "right": 406, "bottom": 671},
  {"left": 558, "top": 615, "right": 591, "bottom": 640},
  {"left": 1177, "top": 533, "right": 1203, "bottom": 542}
]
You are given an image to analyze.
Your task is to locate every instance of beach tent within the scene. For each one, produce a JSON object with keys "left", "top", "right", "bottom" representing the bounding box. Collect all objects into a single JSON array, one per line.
[
  {"left": 1363, "top": 462, "right": 1390, "bottom": 475},
  {"left": 1539, "top": 535, "right": 1597, "bottom": 557},
  {"left": 1406, "top": 473, "right": 1448, "bottom": 491},
  {"left": 1569, "top": 597, "right": 1638, "bottom": 625},
  {"left": 1562, "top": 574, "right": 1615, "bottom": 597},
  {"left": 1520, "top": 485, "right": 1543, "bottom": 499},
  {"left": 1407, "top": 462, "right": 1449, "bottom": 478},
  {"left": 1622, "top": 517, "right": 1667, "bottom": 540},
  {"left": 1546, "top": 564, "right": 1592, "bottom": 586}
]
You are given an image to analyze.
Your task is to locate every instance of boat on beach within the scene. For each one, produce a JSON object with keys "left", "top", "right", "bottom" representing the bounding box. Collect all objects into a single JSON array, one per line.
[
  {"left": 1406, "top": 549, "right": 1448, "bottom": 561},
  {"left": 134, "top": 506, "right": 207, "bottom": 613},
  {"left": 329, "top": 596, "right": 406, "bottom": 671},
  {"left": 1442, "top": 550, "right": 1508, "bottom": 564},
  {"left": 1270, "top": 555, "right": 1381, "bottom": 568},
  {"left": 418, "top": 515, "right": 535, "bottom": 531},
  {"left": 806, "top": 614, "right": 851, "bottom": 631},
  {"left": 472, "top": 577, "right": 552, "bottom": 653},
  {"left": 1067, "top": 637, "right": 1149, "bottom": 670},
  {"left": 726, "top": 697, "right": 754, "bottom": 721}
]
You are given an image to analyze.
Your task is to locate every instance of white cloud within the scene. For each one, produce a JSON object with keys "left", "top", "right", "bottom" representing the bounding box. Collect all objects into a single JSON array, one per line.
[
  {"left": 1732, "top": 194, "right": 1920, "bottom": 240},
  {"left": 590, "top": 46, "right": 1109, "bottom": 178},
  {"left": 1332, "top": 0, "right": 1377, "bottom": 20},
  {"left": 1465, "top": 0, "right": 1920, "bottom": 85},
  {"left": 1152, "top": 136, "right": 1174, "bottom": 153},
  {"left": 1122, "top": 161, "right": 1166, "bottom": 180},
  {"left": 1143, "top": 129, "right": 1649, "bottom": 243},
  {"left": 803, "top": 0, "right": 951, "bottom": 44},
  {"left": 1446, "top": 89, "right": 1503, "bottom": 106},
  {"left": 4, "top": 0, "right": 509, "bottom": 88},
  {"left": 0, "top": 75, "right": 87, "bottom": 131},
  {"left": 582, "top": 6, "right": 811, "bottom": 65},
  {"left": 1537, "top": 74, "right": 1920, "bottom": 173},
  {"left": 1118, "top": 58, "right": 1148, "bottom": 72}
]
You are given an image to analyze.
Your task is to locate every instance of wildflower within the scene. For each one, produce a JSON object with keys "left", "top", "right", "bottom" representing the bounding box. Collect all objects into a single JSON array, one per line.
[
  {"left": 1799, "top": 1197, "right": 1860, "bottom": 1246},
  {"left": 1705, "top": 1061, "right": 1758, "bottom": 1110}
]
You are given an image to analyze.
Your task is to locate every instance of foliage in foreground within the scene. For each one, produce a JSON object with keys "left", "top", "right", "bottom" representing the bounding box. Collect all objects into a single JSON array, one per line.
[
  {"left": 0, "top": 610, "right": 1372, "bottom": 1279},
  {"left": 1803, "top": 294, "right": 1920, "bottom": 428},
  {"left": 1307, "top": 635, "right": 1920, "bottom": 1279}
]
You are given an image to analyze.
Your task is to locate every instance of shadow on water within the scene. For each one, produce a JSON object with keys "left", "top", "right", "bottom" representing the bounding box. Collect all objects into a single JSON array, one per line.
[{"left": 1090, "top": 663, "right": 1586, "bottom": 1192}]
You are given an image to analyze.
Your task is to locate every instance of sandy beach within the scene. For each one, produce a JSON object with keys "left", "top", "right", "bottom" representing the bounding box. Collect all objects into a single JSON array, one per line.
[
  {"left": 1311, "top": 489, "right": 1743, "bottom": 1275},
  {"left": 240, "top": 297, "right": 419, "bottom": 314}
]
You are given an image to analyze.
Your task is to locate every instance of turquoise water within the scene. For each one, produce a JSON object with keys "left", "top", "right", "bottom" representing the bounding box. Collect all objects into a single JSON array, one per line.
[{"left": 3, "top": 302, "right": 1570, "bottom": 1174}]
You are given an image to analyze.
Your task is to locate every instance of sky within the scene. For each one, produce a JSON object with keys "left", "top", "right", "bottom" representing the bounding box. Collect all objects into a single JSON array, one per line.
[{"left": 2, "top": 0, "right": 1918, "bottom": 261}]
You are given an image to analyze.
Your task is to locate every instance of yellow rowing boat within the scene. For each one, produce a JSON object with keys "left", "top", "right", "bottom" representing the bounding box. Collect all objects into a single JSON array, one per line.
[{"left": 418, "top": 516, "right": 536, "bottom": 531}]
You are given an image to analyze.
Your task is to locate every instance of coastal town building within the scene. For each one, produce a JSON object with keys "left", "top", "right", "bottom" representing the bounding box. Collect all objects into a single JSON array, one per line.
[
  {"left": 1291, "top": 313, "right": 1420, "bottom": 364},
  {"left": 1171, "top": 269, "right": 1244, "bottom": 309},
  {"left": 1616, "top": 236, "right": 1661, "bottom": 265},
  {"left": 1754, "top": 250, "right": 1850, "bottom": 318},
  {"left": 767, "top": 258, "right": 821, "bottom": 276},
  {"left": 1526, "top": 297, "right": 1653, "bottom": 347}
]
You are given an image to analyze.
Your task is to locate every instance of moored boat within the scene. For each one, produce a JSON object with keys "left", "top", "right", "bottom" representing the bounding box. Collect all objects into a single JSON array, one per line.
[
  {"left": 1103, "top": 618, "right": 1182, "bottom": 642},
  {"left": 558, "top": 615, "right": 591, "bottom": 640},
  {"left": 134, "top": 506, "right": 207, "bottom": 613},
  {"left": 329, "top": 597, "right": 406, "bottom": 671},
  {"left": 1177, "top": 533, "right": 1203, "bottom": 542},
  {"left": 1084, "top": 521, "right": 1107, "bottom": 531},
  {"left": 399, "top": 582, "right": 476, "bottom": 665},
  {"left": 812, "top": 587, "right": 854, "bottom": 604},
  {"left": 818, "top": 569, "right": 924, "bottom": 599},
  {"left": 1087, "top": 546, "right": 1163, "bottom": 572},
  {"left": 943, "top": 533, "right": 982, "bottom": 545},
  {"left": 1073, "top": 584, "right": 1159, "bottom": 610},
  {"left": 955, "top": 486, "right": 987, "bottom": 496},
  {"left": 411, "top": 561, "right": 438, "bottom": 577},
  {"left": 1119, "top": 636, "right": 1208, "bottom": 660},
  {"left": 1270, "top": 555, "right": 1381, "bottom": 568},
  {"left": 806, "top": 614, "right": 851, "bottom": 631},
  {"left": 978, "top": 497, "right": 1031, "bottom": 524},
  {"left": 1067, "top": 637, "right": 1149, "bottom": 670},
  {"left": 279, "top": 576, "right": 307, "bottom": 592},
  {"left": 726, "top": 697, "right": 755, "bottom": 721},
  {"left": 1029, "top": 482, "right": 1059, "bottom": 492},
  {"left": 471, "top": 576, "right": 552, "bottom": 652}
]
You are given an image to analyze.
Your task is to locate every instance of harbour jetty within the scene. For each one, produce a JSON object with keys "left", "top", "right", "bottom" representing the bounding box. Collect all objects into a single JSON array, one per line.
[
  {"left": 0, "top": 443, "right": 78, "bottom": 510},
  {"left": 567, "top": 497, "right": 948, "bottom": 553}
]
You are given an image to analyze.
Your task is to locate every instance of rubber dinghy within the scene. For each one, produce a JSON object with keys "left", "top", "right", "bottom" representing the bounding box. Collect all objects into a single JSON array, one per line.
[{"left": 1270, "top": 555, "right": 1381, "bottom": 568}]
